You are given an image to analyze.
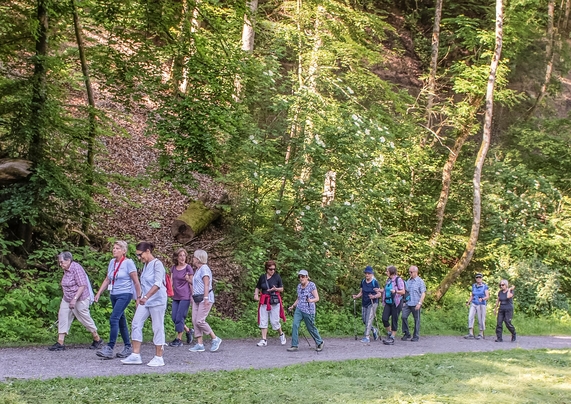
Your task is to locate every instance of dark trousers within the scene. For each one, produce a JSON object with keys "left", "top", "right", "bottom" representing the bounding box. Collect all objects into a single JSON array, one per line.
[
  {"left": 401, "top": 304, "right": 421, "bottom": 338},
  {"left": 109, "top": 293, "right": 132, "bottom": 348},
  {"left": 171, "top": 299, "right": 191, "bottom": 333},
  {"left": 496, "top": 308, "right": 516, "bottom": 339},
  {"left": 382, "top": 301, "right": 402, "bottom": 332}
]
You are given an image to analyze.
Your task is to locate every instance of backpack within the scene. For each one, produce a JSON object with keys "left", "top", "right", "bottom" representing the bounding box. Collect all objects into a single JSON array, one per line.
[
  {"left": 402, "top": 277, "right": 411, "bottom": 303},
  {"left": 384, "top": 276, "right": 405, "bottom": 305},
  {"left": 361, "top": 278, "right": 380, "bottom": 306}
]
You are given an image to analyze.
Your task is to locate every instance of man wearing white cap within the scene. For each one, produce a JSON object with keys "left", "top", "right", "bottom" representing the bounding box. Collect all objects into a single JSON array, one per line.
[
  {"left": 287, "top": 270, "right": 324, "bottom": 352},
  {"left": 464, "top": 273, "right": 489, "bottom": 340}
]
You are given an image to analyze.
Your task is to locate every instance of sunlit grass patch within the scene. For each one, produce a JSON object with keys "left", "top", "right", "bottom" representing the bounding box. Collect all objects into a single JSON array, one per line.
[{"left": 0, "top": 349, "right": 569, "bottom": 403}]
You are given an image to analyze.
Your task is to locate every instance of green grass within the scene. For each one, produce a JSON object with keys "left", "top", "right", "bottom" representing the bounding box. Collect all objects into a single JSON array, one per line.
[{"left": 1, "top": 349, "right": 570, "bottom": 403}]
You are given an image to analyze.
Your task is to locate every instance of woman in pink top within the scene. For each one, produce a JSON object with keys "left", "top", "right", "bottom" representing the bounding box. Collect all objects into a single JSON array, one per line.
[{"left": 168, "top": 248, "right": 194, "bottom": 347}]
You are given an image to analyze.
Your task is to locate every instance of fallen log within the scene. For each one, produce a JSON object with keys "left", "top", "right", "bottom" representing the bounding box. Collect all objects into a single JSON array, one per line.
[
  {"left": 171, "top": 200, "right": 221, "bottom": 243},
  {"left": 0, "top": 159, "right": 32, "bottom": 184}
]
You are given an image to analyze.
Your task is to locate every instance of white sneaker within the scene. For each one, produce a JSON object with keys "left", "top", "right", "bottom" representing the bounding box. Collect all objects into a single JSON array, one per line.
[
  {"left": 257, "top": 339, "right": 267, "bottom": 347},
  {"left": 146, "top": 355, "right": 165, "bottom": 367},
  {"left": 280, "top": 333, "right": 287, "bottom": 345},
  {"left": 120, "top": 353, "right": 142, "bottom": 365}
]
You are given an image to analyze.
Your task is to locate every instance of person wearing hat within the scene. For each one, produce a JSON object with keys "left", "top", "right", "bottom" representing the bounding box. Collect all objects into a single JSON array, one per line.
[
  {"left": 352, "top": 266, "right": 380, "bottom": 343},
  {"left": 464, "top": 273, "right": 489, "bottom": 340},
  {"left": 287, "top": 270, "right": 324, "bottom": 352}
]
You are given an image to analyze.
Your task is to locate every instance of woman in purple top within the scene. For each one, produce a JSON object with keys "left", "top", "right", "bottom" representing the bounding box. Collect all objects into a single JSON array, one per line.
[
  {"left": 48, "top": 251, "right": 104, "bottom": 351},
  {"left": 168, "top": 248, "right": 194, "bottom": 347},
  {"left": 378, "top": 265, "right": 405, "bottom": 345}
]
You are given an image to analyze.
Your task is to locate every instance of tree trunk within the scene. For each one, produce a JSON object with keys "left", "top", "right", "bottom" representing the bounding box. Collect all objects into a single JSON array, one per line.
[
  {"left": 171, "top": 200, "right": 221, "bottom": 244},
  {"left": 426, "top": 0, "right": 443, "bottom": 128},
  {"left": 0, "top": 159, "right": 32, "bottom": 184},
  {"left": 429, "top": 129, "right": 471, "bottom": 244},
  {"left": 433, "top": 0, "right": 503, "bottom": 302},
  {"left": 241, "top": 0, "right": 258, "bottom": 51},
  {"left": 563, "top": 0, "right": 570, "bottom": 31},
  {"left": 71, "top": 0, "right": 97, "bottom": 238},
  {"left": 179, "top": 1, "right": 200, "bottom": 94},
  {"left": 527, "top": 0, "right": 555, "bottom": 119}
]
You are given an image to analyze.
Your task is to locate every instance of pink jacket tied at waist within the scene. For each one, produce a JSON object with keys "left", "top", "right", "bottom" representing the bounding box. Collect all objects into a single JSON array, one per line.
[{"left": 257, "top": 293, "right": 287, "bottom": 324}]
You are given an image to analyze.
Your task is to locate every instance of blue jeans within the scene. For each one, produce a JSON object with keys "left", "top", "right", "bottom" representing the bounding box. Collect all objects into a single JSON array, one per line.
[
  {"left": 171, "top": 299, "right": 191, "bottom": 333},
  {"left": 109, "top": 293, "right": 132, "bottom": 349},
  {"left": 291, "top": 308, "right": 323, "bottom": 347}
]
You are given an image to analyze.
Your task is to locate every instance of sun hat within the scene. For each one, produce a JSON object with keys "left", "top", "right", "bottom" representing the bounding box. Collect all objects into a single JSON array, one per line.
[
  {"left": 297, "top": 269, "right": 309, "bottom": 277},
  {"left": 364, "top": 266, "right": 374, "bottom": 274}
]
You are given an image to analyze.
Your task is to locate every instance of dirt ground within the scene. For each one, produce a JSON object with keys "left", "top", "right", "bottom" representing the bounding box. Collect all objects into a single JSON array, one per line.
[{"left": 1, "top": 335, "right": 570, "bottom": 381}]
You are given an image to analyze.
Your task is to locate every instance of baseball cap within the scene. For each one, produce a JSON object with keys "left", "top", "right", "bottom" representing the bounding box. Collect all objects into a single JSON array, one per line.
[
  {"left": 364, "top": 266, "right": 374, "bottom": 274},
  {"left": 298, "top": 269, "right": 309, "bottom": 277},
  {"left": 475, "top": 273, "right": 483, "bottom": 278}
]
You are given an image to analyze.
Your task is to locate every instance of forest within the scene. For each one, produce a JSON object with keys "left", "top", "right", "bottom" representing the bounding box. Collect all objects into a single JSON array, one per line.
[{"left": 0, "top": 0, "right": 570, "bottom": 342}]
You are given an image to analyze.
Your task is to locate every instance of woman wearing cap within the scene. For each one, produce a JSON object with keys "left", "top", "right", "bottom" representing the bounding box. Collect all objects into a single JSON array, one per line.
[
  {"left": 464, "top": 273, "right": 489, "bottom": 340},
  {"left": 352, "top": 266, "right": 380, "bottom": 343},
  {"left": 494, "top": 280, "right": 516, "bottom": 342},
  {"left": 254, "top": 260, "right": 287, "bottom": 347},
  {"left": 287, "top": 270, "right": 324, "bottom": 352},
  {"left": 188, "top": 249, "right": 222, "bottom": 353}
]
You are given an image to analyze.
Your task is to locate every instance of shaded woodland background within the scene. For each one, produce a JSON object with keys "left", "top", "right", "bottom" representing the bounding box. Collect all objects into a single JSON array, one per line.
[{"left": 1, "top": 0, "right": 570, "bottom": 341}]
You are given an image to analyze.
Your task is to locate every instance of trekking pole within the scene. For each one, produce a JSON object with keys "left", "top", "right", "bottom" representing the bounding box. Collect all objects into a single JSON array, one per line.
[{"left": 353, "top": 299, "right": 358, "bottom": 340}]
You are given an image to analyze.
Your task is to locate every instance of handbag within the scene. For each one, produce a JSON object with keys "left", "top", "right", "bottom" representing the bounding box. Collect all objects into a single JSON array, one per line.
[{"left": 265, "top": 276, "right": 280, "bottom": 305}]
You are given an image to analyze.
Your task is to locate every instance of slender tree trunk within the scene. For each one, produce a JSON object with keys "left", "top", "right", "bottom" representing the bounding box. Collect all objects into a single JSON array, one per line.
[
  {"left": 429, "top": 129, "right": 471, "bottom": 244},
  {"left": 71, "top": 0, "right": 97, "bottom": 240},
  {"left": 179, "top": 1, "right": 200, "bottom": 94},
  {"left": 563, "top": 0, "right": 570, "bottom": 31},
  {"left": 433, "top": 0, "right": 503, "bottom": 302},
  {"left": 241, "top": 0, "right": 258, "bottom": 51},
  {"left": 527, "top": 0, "right": 555, "bottom": 119},
  {"left": 426, "top": 0, "right": 443, "bottom": 128}
]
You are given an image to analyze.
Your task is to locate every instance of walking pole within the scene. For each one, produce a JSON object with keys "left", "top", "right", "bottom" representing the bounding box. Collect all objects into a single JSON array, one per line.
[{"left": 353, "top": 299, "right": 358, "bottom": 340}]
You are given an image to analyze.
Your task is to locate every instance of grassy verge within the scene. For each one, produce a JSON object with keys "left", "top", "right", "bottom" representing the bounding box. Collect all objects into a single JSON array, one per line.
[{"left": 1, "top": 349, "right": 570, "bottom": 403}]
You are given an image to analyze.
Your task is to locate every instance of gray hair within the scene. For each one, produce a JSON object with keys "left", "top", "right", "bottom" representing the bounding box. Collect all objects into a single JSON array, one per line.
[
  {"left": 501, "top": 279, "right": 509, "bottom": 286},
  {"left": 58, "top": 251, "right": 73, "bottom": 262},
  {"left": 114, "top": 240, "right": 128, "bottom": 254},
  {"left": 193, "top": 249, "right": 208, "bottom": 264}
]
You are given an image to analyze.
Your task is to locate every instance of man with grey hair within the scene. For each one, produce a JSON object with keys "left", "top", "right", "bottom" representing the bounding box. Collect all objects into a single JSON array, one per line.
[{"left": 401, "top": 265, "right": 426, "bottom": 342}]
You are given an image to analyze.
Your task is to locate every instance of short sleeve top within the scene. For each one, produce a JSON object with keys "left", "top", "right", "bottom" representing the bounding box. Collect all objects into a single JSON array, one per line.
[
  {"left": 106, "top": 257, "right": 137, "bottom": 295},
  {"left": 172, "top": 264, "right": 194, "bottom": 300},
  {"left": 256, "top": 272, "right": 283, "bottom": 295},
  {"left": 297, "top": 281, "right": 317, "bottom": 315}
]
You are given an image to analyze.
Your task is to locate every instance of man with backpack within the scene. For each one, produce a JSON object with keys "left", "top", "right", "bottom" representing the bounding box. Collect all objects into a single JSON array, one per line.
[
  {"left": 401, "top": 266, "right": 426, "bottom": 342},
  {"left": 352, "top": 266, "right": 380, "bottom": 343}
]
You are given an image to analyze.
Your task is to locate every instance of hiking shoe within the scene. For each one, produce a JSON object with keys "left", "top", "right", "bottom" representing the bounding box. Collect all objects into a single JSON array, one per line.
[
  {"left": 280, "top": 333, "right": 287, "bottom": 345},
  {"left": 464, "top": 334, "right": 475, "bottom": 339},
  {"left": 372, "top": 327, "right": 379, "bottom": 341},
  {"left": 210, "top": 337, "right": 222, "bottom": 352},
  {"left": 410, "top": 337, "right": 419, "bottom": 342},
  {"left": 257, "top": 339, "right": 267, "bottom": 347},
  {"left": 475, "top": 334, "right": 483, "bottom": 340},
  {"left": 186, "top": 329, "right": 194, "bottom": 344},
  {"left": 511, "top": 333, "right": 517, "bottom": 342},
  {"left": 120, "top": 353, "right": 142, "bottom": 365},
  {"left": 48, "top": 342, "right": 65, "bottom": 351},
  {"left": 287, "top": 346, "right": 299, "bottom": 352},
  {"left": 116, "top": 345, "right": 132, "bottom": 358},
  {"left": 360, "top": 337, "right": 370, "bottom": 343},
  {"left": 189, "top": 343, "right": 205, "bottom": 352},
  {"left": 96, "top": 345, "right": 114, "bottom": 359},
  {"left": 316, "top": 342, "right": 324, "bottom": 352},
  {"left": 169, "top": 338, "right": 183, "bottom": 347},
  {"left": 494, "top": 338, "right": 503, "bottom": 342},
  {"left": 401, "top": 334, "right": 411, "bottom": 341},
  {"left": 382, "top": 336, "right": 395, "bottom": 345},
  {"left": 146, "top": 355, "right": 165, "bottom": 367},
  {"left": 90, "top": 339, "right": 105, "bottom": 350}
]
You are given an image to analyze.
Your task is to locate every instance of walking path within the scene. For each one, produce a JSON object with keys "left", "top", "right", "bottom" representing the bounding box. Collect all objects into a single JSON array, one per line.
[{"left": 1, "top": 335, "right": 570, "bottom": 381}]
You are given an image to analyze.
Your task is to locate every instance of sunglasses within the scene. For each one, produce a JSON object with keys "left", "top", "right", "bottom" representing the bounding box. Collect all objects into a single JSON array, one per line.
[
  {"left": 298, "top": 275, "right": 308, "bottom": 278},
  {"left": 500, "top": 283, "right": 506, "bottom": 287},
  {"left": 268, "top": 267, "right": 276, "bottom": 271},
  {"left": 136, "top": 252, "right": 143, "bottom": 258}
]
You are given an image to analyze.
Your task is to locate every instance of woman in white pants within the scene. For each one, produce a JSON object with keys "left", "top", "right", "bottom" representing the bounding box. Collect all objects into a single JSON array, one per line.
[{"left": 121, "top": 241, "right": 167, "bottom": 367}]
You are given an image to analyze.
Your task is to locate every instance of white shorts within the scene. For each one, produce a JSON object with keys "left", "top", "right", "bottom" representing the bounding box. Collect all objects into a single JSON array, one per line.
[{"left": 259, "top": 304, "right": 281, "bottom": 330}]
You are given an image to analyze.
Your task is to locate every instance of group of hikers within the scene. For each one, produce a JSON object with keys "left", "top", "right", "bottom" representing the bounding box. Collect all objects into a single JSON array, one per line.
[{"left": 51, "top": 240, "right": 517, "bottom": 367}]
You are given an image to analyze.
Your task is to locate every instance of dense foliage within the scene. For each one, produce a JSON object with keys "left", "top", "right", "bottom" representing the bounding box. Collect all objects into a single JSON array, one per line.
[{"left": 1, "top": 0, "right": 570, "bottom": 342}]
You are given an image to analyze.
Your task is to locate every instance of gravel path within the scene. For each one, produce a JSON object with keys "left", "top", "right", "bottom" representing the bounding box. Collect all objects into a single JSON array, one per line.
[{"left": 1, "top": 335, "right": 570, "bottom": 381}]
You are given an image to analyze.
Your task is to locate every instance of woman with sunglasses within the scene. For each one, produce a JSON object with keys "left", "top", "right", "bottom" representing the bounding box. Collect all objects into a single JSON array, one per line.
[
  {"left": 120, "top": 242, "right": 167, "bottom": 367},
  {"left": 94, "top": 240, "right": 142, "bottom": 359},
  {"left": 287, "top": 270, "right": 324, "bottom": 352},
  {"left": 254, "top": 260, "right": 286, "bottom": 347},
  {"left": 494, "top": 280, "right": 516, "bottom": 342}
]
